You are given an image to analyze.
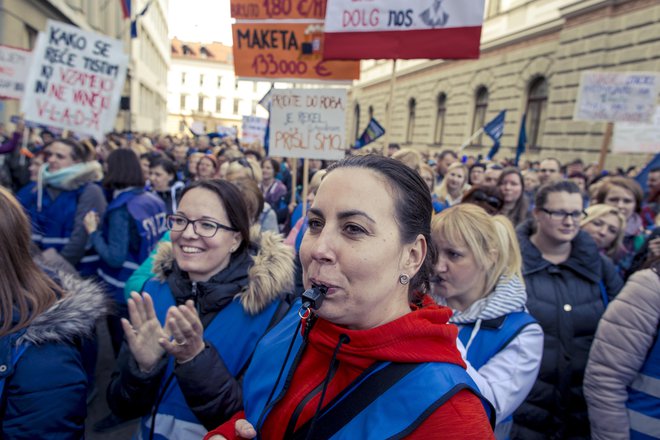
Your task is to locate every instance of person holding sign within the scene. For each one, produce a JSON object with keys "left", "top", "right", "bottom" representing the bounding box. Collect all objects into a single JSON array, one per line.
[
  {"left": 17, "top": 138, "right": 107, "bottom": 274},
  {"left": 205, "top": 155, "right": 495, "bottom": 440}
]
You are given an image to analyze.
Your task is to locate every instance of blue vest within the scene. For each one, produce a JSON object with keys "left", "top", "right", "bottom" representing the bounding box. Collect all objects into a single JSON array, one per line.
[
  {"left": 458, "top": 311, "right": 537, "bottom": 439},
  {"left": 243, "top": 301, "right": 494, "bottom": 439},
  {"left": 627, "top": 324, "right": 660, "bottom": 440},
  {"left": 96, "top": 190, "right": 167, "bottom": 303},
  {"left": 137, "top": 280, "right": 281, "bottom": 440},
  {"left": 17, "top": 181, "right": 100, "bottom": 276}
]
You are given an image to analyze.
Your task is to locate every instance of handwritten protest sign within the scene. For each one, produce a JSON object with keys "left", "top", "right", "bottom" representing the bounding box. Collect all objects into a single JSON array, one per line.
[
  {"left": 323, "top": 0, "right": 485, "bottom": 59},
  {"left": 269, "top": 88, "right": 347, "bottom": 160},
  {"left": 242, "top": 115, "right": 268, "bottom": 145},
  {"left": 613, "top": 106, "right": 660, "bottom": 153},
  {"left": 217, "top": 125, "right": 238, "bottom": 139},
  {"left": 574, "top": 71, "right": 659, "bottom": 123},
  {"left": 232, "top": 23, "right": 359, "bottom": 81},
  {"left": 231, "top": 0, "right": 325, "bottom": 19},
  {"left": 20, "top": 20, "right": 128, "bottom": 139},
  {"left": 0, "top": 46, "right": 31, "bottom": 100}
]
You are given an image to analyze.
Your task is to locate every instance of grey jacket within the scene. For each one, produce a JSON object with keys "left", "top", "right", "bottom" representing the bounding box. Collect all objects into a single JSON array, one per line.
[{"left": 584, "top": 268, "right": 660, "bottom": 439}]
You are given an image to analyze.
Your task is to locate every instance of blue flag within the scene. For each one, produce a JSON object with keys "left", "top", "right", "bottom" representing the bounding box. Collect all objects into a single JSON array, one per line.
[
  {"left": 635, "top": 153, "right": 660, "bottom": 194},
  {"left": 485, "top": 110, "right": 506, "bottom": 160},
  {"left": 353, "top": 117, "right": 386, "bottom": 149},
  {"left": 515, "top": 113, "right": 527, "bottom": 166},
  {"left": 130, "top": 0, "right": 153, "bottom": 38}
]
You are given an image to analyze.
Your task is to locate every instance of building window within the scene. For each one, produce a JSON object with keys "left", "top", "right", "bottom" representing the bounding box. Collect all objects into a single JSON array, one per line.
[
  {"left": 471, "top": 86, "right": 489, "bottom": 147},
  {"left": 435, "top": 93, "right": 447, "bottom": 145},
  {"left": 180, "top": 94, "right": 187, "bottom": 110},
  {"left": 368, "top": 105, "right": 374, "bottom": 119},
  {"left": 216, "top": 97, "right": 222, "bottom": 112},
  {"left": 181, "top": 72, "right": 186, "bottom": 84},
  {"left": 199, "top": 74, "right": 204, "bottom": 87},
  {"left": 252, "top": 101, "right": 257, "bottom": 115},
  {"left": 179, "top": 120, "right": 186, "bottom": 132},
  {"left": 233, "top": 98, "right": 240, "bottom": 114},
  {"left": 526, "top": 77, "right": 548, "bottom": 150},
  {"left": 253, "top": 82, "right": 258, "bottom": 93},
  {"left": 217, "top": 76, "right": 222, "bottom": 88},
  {"left": 406, "top": 98, "right": 416, "bottom": 144},
  {"left": 353, "top": 103, "right": 360, "bottom": 141},
  {"left": 198, "top": 95, "right": 204, "bottom": 112}
]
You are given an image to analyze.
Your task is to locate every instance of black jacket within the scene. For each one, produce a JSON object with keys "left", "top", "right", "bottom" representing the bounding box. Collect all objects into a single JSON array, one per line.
[{"left": 511, "top": 221, "right": 623, "bottom": 440}]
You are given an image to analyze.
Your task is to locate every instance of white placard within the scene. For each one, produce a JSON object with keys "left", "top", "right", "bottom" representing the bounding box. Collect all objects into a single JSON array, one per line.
[
  {"left": 268, "top": 88, "right": 347, "bottom": 160},
  {"left": 0, "top": 45, "right": 31, "bottom": 100},
  {"left": 574, "top": 71, "right": 659, "bottom": 123},
  {"left": 20, "top": 20, "right": 128, "bottom": 139},
  {"left": 216, "top": 125, "right": 238, "bottom": 139},
  {"left": 613, "top": 106, "right": 660, "bottom": 153},
  {"left": 241, "top": 115, "right": 268, "bottom": 145}
]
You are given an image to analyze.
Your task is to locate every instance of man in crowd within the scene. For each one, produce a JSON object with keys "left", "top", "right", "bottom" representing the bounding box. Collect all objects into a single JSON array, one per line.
[
  {"left": 538, "top": 157, "right": 562, "bottom": 185},
  {"left": 482, "top": 164, "right": 504, "bottom": 188},
  {"left": 435, "top": 149, "right": 458, "bottom": 184}
]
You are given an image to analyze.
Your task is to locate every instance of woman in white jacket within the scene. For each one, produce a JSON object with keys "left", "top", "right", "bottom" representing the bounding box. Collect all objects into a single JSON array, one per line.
[{"left": 431, "top": 204, "right": 544, "bottom": 439}]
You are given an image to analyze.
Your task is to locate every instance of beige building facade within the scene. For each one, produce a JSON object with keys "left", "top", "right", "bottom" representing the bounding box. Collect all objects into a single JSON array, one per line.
[
  {"left": 348, "top": 0, "right": 660, "bottom": 169},
  {"left": 0, "top": 0, "right": 169, "bottom": 134}
]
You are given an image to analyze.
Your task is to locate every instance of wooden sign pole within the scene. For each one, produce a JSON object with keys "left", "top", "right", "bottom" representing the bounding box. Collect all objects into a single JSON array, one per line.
[
  {"left": 301, "top": 158, "right": 309, "bottom": 218},
  {"left": 597, "top": 122, "right": 614, "bottom": 173}
]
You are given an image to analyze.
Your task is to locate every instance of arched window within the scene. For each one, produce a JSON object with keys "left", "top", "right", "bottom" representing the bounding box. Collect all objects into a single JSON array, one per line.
[
  {"left": 526, "top": 77, "right": 548, "bottom": 149},
  {"left": 435, "top": 93, "right": 447, "bottom": 145},
  {"left": 353, "top": 103, "right": 361, "bottom": 141},
  {"left": 407, "top": 98, "right": 416, "bottom": 144},
  {"left": 471, "top": 87, "right": 489, "bottom": 147}
]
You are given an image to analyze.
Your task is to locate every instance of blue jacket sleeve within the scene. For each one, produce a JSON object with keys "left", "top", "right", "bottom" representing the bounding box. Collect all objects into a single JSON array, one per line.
[
  {"left": 91, "top": 206, "right": 130, "bottom": 268},
  {"left": 2, "top": 342, "right": 87, "bottom": 439}
]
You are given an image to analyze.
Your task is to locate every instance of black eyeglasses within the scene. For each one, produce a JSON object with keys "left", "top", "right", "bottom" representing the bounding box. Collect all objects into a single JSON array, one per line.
[
  {"left": 167, "top": 214, "right": 237, "bottom": 237},
  {"left": 539, "top": 208, "right": 586, "bottom": 221},
  {"left": 472, "top": 190, "right": 503, "bottom": 210}
]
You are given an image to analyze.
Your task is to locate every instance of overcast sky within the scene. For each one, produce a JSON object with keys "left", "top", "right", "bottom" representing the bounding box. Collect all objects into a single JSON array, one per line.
[{"left": 168, "top": 0, "right": 234, "bottom": 45}]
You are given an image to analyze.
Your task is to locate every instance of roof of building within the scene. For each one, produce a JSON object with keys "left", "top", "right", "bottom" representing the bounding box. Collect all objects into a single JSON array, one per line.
[{"left": 171, "top": 38, "right": 233, "bottom": 63}]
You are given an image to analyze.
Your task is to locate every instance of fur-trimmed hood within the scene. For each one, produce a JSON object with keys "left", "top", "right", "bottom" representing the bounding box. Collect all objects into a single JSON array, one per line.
[
  {"left": 17, "top": 273, "right": 108, "bottom": 345},
  {"left": 152, "top": 226, "right": 295, "bottom": 315}
]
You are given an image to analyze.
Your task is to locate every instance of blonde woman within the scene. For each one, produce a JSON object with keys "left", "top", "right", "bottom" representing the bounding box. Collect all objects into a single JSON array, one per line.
[
  {"left": 431, "top": 204, "right": 543, "bottom": 439},
  {"left": 436, "top": 162, "right": 470, "bottom": 206},
  {"left": 580, "top": 204, "right": 626, "bottom": 259}
]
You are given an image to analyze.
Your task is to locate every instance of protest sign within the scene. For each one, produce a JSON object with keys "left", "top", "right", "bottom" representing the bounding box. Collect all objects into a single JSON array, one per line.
[
  {"left": 230, "top": 0, "right": 325, "bottom": 19},
  {"left": 574, "top": 71, "right": 659, "bottom": 123},
  {"left": 216, "top": 125, "right": 238, "bottom": 139},
  {"left": 613, "top": 106, "right": 660, "bottom": 153},
  {"left": 232, "top": 22, "right": 359, "bottom": 81},
  {"left": 190, "top": 121, "right": 205, "bottom": 135},
  {"left": 20, "top": 20, "right": 128, "bottom": 139},
  {"left": 323, "top": 0, "right": 485, "bottom": 59},
  {"left": 268, "top": 88, "right": 347, "bottom": 160},
  {"left": 242, "top": 115, "right": 268, "bottom": 145},
  {"left": 0, "top": 46, "right": 31, "bottom": 100}
]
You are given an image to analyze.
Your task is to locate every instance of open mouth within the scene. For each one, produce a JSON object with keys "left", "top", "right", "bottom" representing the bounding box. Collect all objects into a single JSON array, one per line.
[{"left": 180, "top": 246, "right": 205, "bottom": 254}]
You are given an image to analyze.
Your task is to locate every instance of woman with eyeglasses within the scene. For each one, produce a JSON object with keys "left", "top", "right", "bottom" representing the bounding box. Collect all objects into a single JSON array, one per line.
[
  {"left": 497, "top": 168, "right": 529, "bottom": 227},
  {"left": 580, "top": 204, "right": 626, "bottom": 260},
  {"left": 106, "top": 179, "right": 295, "bottom": 439},
  {"left": 511, "top": 180, "right": 624, "bottom": 440}
]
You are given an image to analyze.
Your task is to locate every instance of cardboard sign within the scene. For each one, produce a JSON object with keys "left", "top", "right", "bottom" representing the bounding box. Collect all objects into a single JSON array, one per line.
[
  {"left": 20, "top": 20, "right": 128, "bottom": 139},
  {"left": 613, "top": 106, "right": 660, "bottom": 153},
  {"left": 232, "top": 22, "right": 359, "bottom": 81},
  {"left": 242, "top": 115, "right": 268, "bottom": 145},
  {"left": 0, "top": 45, "right": 31, "bottom": 100},
  {"left": 230, "top": 0, "right": 325, "bottom": 20},
  {"left": 323, "top": 0, "right": 485, "bottom": 59},
  {"left": 574, "top": 71, "right": 659, "bottom": 123},
  {"left": 268, "top": 88, "right": 347, "bottom": 160}
]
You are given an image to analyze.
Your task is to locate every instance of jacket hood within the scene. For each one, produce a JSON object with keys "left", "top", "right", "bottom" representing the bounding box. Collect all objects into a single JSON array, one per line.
[
  {"left": 517, "top": 219, "right": 602, "bottom": 283},
  {"left": 310, "top": 300, "right": 466, "bottom": 369},
  {"left": 41, "top": 161, "right": 103, "bottom": 191},
  {"left": 18, "top": 272, "right": 108, "bottom": 345},
  {"left": 152, "top": 226, "right": 295, "bottom": 315}
]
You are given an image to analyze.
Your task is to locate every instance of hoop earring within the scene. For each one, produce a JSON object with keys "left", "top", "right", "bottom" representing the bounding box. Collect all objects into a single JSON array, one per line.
[{"left": 399, "top": 274, "right": 410, "bottom": 285}]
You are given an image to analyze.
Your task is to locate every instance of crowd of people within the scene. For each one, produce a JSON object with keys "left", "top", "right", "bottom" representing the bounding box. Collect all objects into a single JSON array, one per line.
[{"left": 0, "top": 119, "right": 658, "bottom": 439}]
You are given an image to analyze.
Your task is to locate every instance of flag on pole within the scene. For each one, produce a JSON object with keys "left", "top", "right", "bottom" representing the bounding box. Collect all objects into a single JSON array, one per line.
[
  {"left": 485, "top": 110, "right": 506, "bottom": 160},
  {"left": 130, "top": 0, "right": 153, "bottom": 38},
  {"left": 119, "top": 0, "right": 131, "bottom": 19},
  {"left": 515, "top": 113, "right": 527, "bottom": 166},
  {"left": 353, "top": 117, "right": 386, "bottom": 149},
  {"left": 635, "top": 153, "right": 660, "bottom": 193}
]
